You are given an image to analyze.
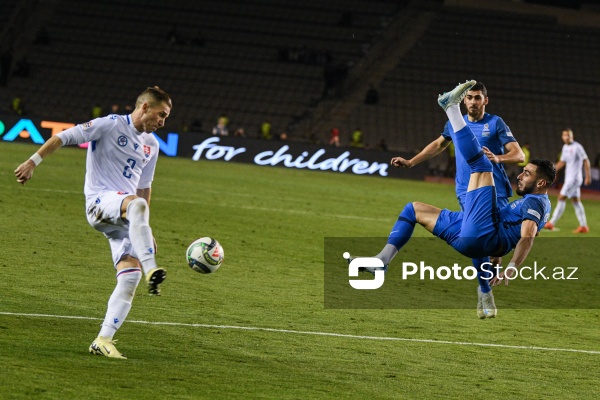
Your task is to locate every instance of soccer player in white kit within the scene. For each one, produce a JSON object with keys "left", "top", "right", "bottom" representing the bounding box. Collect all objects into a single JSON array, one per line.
[
  {"left": 544, "top": 129, "right": 591, "bottom": 233},
  {"left": 14, "top": 86, "right": 172, "bottom": 359}
]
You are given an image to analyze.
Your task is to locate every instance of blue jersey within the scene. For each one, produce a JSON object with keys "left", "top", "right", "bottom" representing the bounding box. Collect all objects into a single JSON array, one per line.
[
  {"left": 497, "top": 193, "right": 551, "bottom": 253},
  {"left": 434, "top": 189, "right": 551, "bottom": 258},
  {"left": 442, "top": 113, "right": 516, "bottom": 201}
]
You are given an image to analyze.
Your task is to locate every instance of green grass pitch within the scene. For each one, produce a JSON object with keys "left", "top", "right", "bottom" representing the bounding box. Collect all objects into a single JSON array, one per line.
[{"left": 1, "top": 141, "right": 599, "bottom": 399}]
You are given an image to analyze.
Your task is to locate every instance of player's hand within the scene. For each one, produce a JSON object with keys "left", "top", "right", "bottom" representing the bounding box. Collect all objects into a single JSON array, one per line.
[
  {"left": 14, "top": 160, "right": 36, "bottom": 185},
  {"left": 585, "top": 176, "right": 592, "bottom": 186},
  {"left": 490, "top": 267, "right": 516, "bottom": 286},
  {"left": 482, "top": 146, "right": 499, "bottom": 163},
  {"left": 391, "top": 157, "right": 411, "bottom": 168}
]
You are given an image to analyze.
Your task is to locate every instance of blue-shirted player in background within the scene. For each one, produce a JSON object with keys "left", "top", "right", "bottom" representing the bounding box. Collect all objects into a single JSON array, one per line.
[
  {"left": 390, "top": 82, "right": 525, "bottom": 318},
  {"left": 349, "top": 81, "right": 553, "bottom": 318}
]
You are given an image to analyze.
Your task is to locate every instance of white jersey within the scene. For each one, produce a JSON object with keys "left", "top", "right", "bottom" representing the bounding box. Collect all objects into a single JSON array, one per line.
[
  {"left": 560, "top": 141, "right": 588, "bottom": 184},
  {"left": 57, "top": 114, "right": 159, "bottom": 203}
]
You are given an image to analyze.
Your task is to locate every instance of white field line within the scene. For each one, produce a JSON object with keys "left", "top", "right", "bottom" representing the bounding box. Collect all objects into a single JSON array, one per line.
[{"left": 1, "top": 311, "right": 599, "bottom": 355}]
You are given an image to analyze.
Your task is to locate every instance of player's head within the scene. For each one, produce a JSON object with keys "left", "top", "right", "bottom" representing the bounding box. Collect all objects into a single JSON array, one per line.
[
  {"left": 134, "top": 86, "right": 172, "bottom": 132},
  {"left": 516, "top": 159, "right": 556, "bottom": 196},
  {"left": 464, "top": 81, "right": 488, "bottom": 119},
  {"left": 561, "top": 128, "right": 574, "bottom": 144}
]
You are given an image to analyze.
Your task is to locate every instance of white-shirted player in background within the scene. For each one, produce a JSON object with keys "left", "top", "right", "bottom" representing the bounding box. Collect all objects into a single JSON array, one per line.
[
  {"left": 14, "top": 86, "right": 172, "bottom": 359},
  {"left": 544, "top": 128, "right": 591, "bottom": 233}
]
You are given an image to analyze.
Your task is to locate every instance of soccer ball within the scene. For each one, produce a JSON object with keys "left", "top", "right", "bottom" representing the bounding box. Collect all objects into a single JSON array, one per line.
[{"left": 186, "top": 237, "right": 224, "bottom": 274}]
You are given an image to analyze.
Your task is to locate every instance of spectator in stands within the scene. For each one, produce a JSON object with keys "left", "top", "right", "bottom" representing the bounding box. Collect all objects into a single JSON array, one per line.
[
  {"left": 124, "top": 104, "right": 133, "bottom": 114},
  {"left": 111, "top": 104, "right": 120, "bottom": 115},
  {"left": 350, "top": 128, "right": 365, "bottom": 148},
  {"left": 212, "top": 116, "right": 229, "bottom": 136},
  {"left": 365, "top": 84, "right": 379, "bottom": 105},
  {"left": 91, "top": 104, "right": 103, "bottom": 119},
  {"left": 278, "top": 132, "right": 288, "bottom": 141},
  {"left": 233, "top": 127, "right": 246, "bottom": 137},
  {"left": 11, "top": 96, "right": 25, "bottom": 115},
  {"left": 260, "top": 120, "right": 272, "bottom": 140},
  {"left": 519, "top": 142, "right": 531, "bottom": 167},
  {"left": 329, "top": 128, "right": 340, "bottom": 147}
]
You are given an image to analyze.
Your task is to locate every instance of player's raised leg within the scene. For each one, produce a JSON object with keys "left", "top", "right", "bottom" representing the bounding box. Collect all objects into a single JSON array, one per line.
[
  {"left": 349, "top": 201, "right": 444, "bottom": 275},
  {"left": 124, "top": 196, "right": 166, "bottom": 295},
  {"left": 438, "top": 80, "right": 494, "bottom": 185}
]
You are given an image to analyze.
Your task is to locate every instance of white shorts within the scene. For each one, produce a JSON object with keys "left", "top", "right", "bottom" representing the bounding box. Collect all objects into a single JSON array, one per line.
[
  {"left": 559, "top": 179, "right": 582, "bottom": 199},
  {"left": 86, "top": 191, "right": 138, "bottom": 267}
]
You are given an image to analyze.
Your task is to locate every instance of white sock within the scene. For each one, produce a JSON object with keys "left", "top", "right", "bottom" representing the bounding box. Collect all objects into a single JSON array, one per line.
[
  {"left": 446, "top": 104, "right": 467, "bottom": 132},
  {"left": 99, "top": 268, "right": 142, "bottom": 339},
  {"left": 572, "top": 201, "right": 588, "bottom": 227},
  {"left": 127, "top": 198, "right": 157, "bottom": 275},
  {"left": 550, "top": 199, "right": 566, "bottom": 225},
  {"left": 376, "top": 244, "right": 398, "bottom": 266}
]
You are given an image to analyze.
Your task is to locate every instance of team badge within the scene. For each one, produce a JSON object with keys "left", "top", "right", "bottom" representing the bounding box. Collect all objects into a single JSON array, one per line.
[
  {"left": 482, "top": 123, "right": 490, "bottom": 137},
  {"left": 81, "top": 121, "right": 93, "bottom": 130},
  {"left": 144, "top": 145, "right": 151, "bottom": 158},
  {"left": 118, "top": 136, "right": 128, "bottom": 147}
]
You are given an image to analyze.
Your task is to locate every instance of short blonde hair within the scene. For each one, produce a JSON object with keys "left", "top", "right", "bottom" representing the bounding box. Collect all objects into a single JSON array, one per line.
[{"left": 135, "top": 86, "right": 172, "bottom": 109}]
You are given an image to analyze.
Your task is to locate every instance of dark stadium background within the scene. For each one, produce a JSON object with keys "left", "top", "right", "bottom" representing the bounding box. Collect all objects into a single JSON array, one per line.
[{"left": 1, "top": 0, "right": 599, "bottom": 187}]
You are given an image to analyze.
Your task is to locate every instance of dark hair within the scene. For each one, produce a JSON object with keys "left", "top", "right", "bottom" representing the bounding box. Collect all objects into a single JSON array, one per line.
[
  {"left": 530, "top": 159, "right": 556, "bottom": 186},
  {"left": 470, "top": 82, "right": 488, "bottom": 97},
  {"left": 135, "top": 86, "right": 172, "bottom": 108}
]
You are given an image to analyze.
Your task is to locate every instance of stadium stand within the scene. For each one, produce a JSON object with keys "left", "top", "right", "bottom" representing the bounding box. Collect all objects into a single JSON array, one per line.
[
  {"left": 1, "top": 0, "right": 599, "bottom": 165},
  {"left": 0, "top": 0, "right": 402, "bottom": 137}
]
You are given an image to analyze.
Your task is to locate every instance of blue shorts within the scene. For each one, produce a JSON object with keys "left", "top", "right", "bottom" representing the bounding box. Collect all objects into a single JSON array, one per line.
[
  {"left": 435, "top": 186, "right": 505, "bottom": 258},
  {"left": 458, "top": 192, "right": 509, "bottom": 211}
]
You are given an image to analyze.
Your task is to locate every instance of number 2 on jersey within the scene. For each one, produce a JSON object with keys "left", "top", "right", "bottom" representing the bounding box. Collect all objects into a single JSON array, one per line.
[{"left": 122, "top": 158, "right": 137, "bottom": 178}]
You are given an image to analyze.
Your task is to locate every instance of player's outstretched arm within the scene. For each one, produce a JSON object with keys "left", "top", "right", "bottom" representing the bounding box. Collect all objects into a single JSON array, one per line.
[
  {"left": 14, "top": 135, "right": 64, "bottom": 185},
  {"left": 482, "top": 142, "right": 525, "bottom": 164},
  {"left": 584, "top": 159, "right": 592, "bottom": 186},
  {"left": 553, "top": 160, "right": 565, "bottom": 172},
  {"left": 391, "top": 136, "right": 450, "bottom": 168},
  {"left": 491, "top": 219, "right": 538, "bottom": 286}
]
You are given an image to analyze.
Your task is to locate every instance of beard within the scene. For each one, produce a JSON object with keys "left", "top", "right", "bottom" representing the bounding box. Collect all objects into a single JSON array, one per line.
[{"left": 516, "top": 182, "right": 535, "bottom": 196}]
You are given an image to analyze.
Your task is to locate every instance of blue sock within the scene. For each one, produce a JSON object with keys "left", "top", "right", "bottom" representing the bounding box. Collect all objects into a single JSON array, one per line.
[
  {"left": 453, "top": 127, "right": 492, "bottom": 173},
  {"left": 387, "top": 203, "right": 416, "bottom": 250},
  {"left": 474, "top": 257, "right": 492, "bottom": 293}
]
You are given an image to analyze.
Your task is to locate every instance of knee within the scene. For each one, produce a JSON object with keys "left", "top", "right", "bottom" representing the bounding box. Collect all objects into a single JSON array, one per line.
[
  {"left": 127, "top": 197, "right": 149, "bottom": 221},
  {"left": 128, "top": 197, "right": 148, "bottom": 213}
]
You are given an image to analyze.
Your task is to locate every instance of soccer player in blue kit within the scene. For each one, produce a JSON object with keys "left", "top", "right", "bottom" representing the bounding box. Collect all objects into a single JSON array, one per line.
[
  {"left": 349, "top": 81, "right": 553, "bottom": 318},
  {"left": 390, "top": 82, "right": 525, "bottom": 318}
]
